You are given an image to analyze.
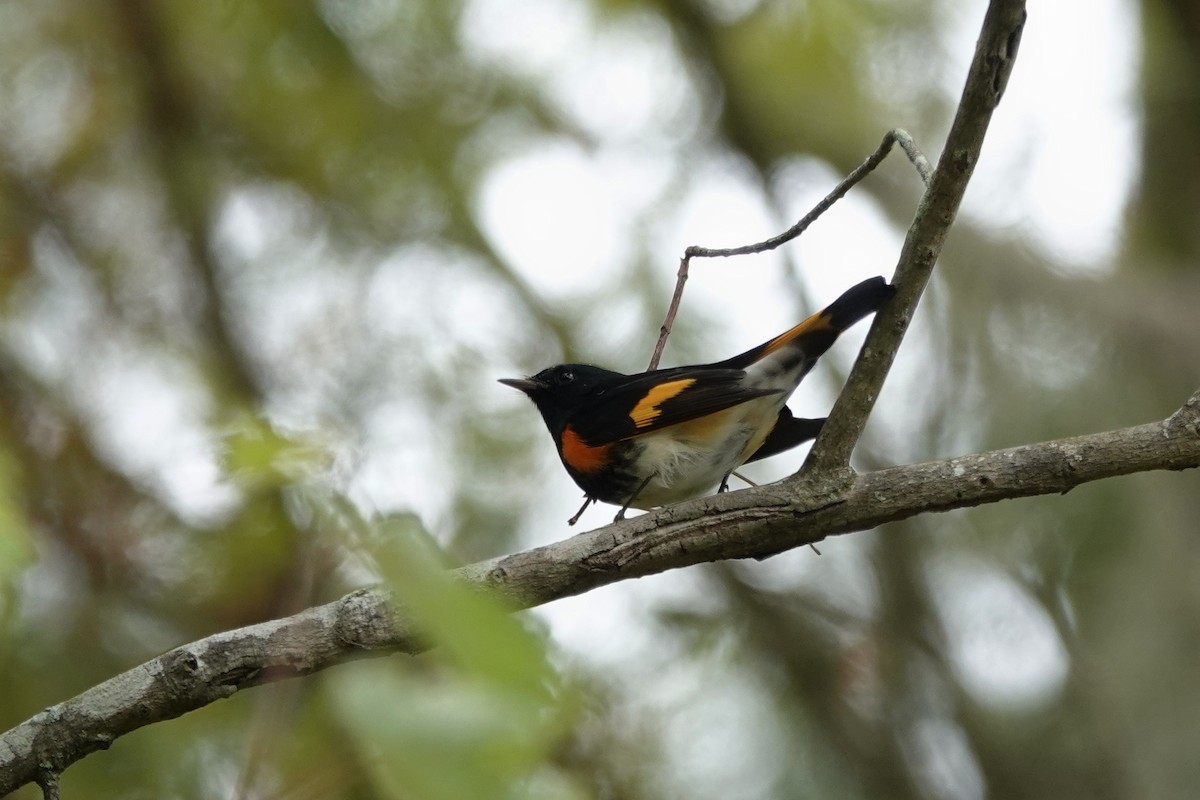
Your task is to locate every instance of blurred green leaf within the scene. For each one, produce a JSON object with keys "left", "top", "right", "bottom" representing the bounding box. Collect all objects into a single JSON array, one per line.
[
  {"left": 329, "top": 519, "right": 580, "bottom": 800},
  {"left": 332, "top": 663, "right": 585, "bottom": 800},
  {"left": 221, "top": 412, "right": 330, "bottom": 491},
  {"left": 376, "top": 516, "right": 562, "bottom": 705}
]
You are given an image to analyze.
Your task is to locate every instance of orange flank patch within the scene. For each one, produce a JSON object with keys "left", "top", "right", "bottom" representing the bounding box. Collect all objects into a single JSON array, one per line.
[
  {"left": 760, "top": 311, "right": 834, "bottom": 358},
  {"left": 560, "top": 426, "right": 614, "bottom": 473},
  {"left": 629, "top": 378, "right": 696, "bottom": 428},
  {"left": 671, "top": 399, "right": 777, "bottom": 462},
  {"left": 671, "top": 406, "right": 738, "bottom": 442}
]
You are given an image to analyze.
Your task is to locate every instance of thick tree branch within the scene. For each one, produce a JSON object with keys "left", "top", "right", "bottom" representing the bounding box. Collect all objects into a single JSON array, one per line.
[
  {"left": 0, "top": 588, "right": 413, "bottom": 797},
  {"left": 3, "top": 388, "right": 1199, "bottom": 795},
  {"left": 802, "top": 0, "right": 1027, "bottom": 475}
]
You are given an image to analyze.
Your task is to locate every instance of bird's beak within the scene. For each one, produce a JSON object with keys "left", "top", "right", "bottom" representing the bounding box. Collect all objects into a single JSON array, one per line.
[{"left": 498, "top": 377, "right": 540, "bottom": 395}]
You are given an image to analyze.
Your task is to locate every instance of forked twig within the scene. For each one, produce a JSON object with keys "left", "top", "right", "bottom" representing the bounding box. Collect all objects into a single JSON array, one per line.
[{"left": 646, "top": 128, "right": 932, "bottom": 371}]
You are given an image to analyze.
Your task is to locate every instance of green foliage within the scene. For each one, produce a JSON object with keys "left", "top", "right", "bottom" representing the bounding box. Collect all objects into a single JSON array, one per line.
[
  {"left": 222, "top": 413, "right": 331, "bottom": 492},
  {"left": 332, "top": 520, "right": 582, "bottom": 800}
]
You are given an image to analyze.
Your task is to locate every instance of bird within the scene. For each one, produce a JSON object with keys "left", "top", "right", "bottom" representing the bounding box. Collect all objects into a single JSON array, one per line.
[{"left": 500, "top": 276, "right": 895, "bottom": 524}]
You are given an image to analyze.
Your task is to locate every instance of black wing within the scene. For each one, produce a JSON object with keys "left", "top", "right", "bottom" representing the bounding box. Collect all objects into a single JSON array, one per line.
[{"left": 567, "top": 367, "right": 782, "bottom": 446}]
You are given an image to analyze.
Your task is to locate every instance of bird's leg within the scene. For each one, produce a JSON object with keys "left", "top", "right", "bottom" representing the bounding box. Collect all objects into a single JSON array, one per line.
[
  {"left": 568, "top": 495, "right": 595, "bottom": 526},
  {"left": 614, "top": 475, "right": 654, "bottom": 522},
  {"left": 719, "top": 470, "right": 757, "bottom": 493}
]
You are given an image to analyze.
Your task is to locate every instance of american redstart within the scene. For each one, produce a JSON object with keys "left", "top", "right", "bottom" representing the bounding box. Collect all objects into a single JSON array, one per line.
[{"left": 501, "top": 276, "right": 895, "bottom": 524}]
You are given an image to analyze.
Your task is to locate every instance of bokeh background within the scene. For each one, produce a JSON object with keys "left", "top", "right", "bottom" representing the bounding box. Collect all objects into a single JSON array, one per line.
[{"left": 2, "top": 0, "right": 1199, "bottom": 798}]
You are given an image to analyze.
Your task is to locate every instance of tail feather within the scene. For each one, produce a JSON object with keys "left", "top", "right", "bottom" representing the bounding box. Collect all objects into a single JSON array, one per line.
[
  {"left": 744, "top": 409, "right": 825, "bottom": 464},
  {"left": 821, "top": 276, "right": 896, "bottom": 332},
  {"left": 716, "top": 276, "right": 895, "bottom": 369}
]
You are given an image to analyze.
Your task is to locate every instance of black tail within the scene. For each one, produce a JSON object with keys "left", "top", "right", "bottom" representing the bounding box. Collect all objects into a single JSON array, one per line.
[
  {"left": 822, "top": 276, "right": 895, "bottom": 331},
  {"left": 744, "top": 409, "right": 825, "bottom": 464}
]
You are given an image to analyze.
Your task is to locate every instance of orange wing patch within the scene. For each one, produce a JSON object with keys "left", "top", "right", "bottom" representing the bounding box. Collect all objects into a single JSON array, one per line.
[
  {"left": 628, "top": 378, "right": 696, "bottom": 428},
  {"left": 560, "top": 426, "right": 614, "bottom": 474},
  {"left": 759, "top": 311, "right": 834, "bottom": 359}
]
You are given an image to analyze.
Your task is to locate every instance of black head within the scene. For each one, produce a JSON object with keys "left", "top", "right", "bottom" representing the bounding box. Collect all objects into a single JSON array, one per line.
[{"left": 499, "top": 363, "right": 626, "bottom": 433}]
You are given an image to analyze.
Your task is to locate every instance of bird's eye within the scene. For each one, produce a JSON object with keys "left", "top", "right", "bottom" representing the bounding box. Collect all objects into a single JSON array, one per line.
[{"left": 557, "top": 370, "right": 575, "bottom": 385}]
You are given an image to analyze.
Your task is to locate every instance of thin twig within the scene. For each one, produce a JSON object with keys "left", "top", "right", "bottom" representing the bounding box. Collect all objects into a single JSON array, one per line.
[
  {"left": 647, "top": 128, "right": 931, "bottom": 370},
  {"left": 37, "top": 769, "right": 61, "bottom": 800}
]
